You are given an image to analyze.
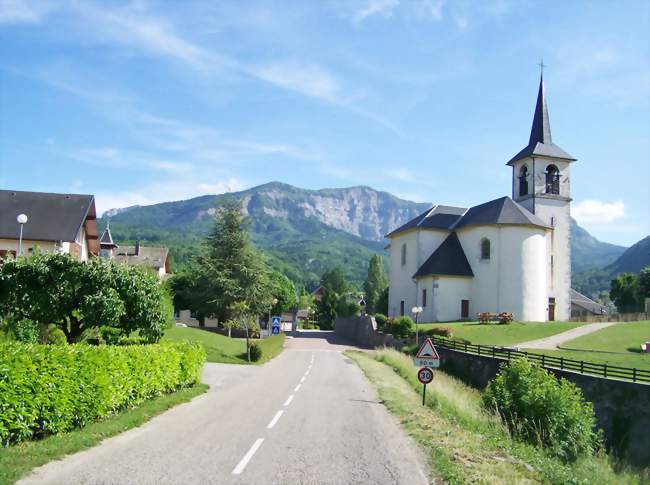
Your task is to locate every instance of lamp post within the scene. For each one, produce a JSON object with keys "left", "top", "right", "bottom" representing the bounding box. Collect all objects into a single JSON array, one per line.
[
  {"left": 412, "top": 306, "right": 423, "bottom": 346},
  {"left": 16, "top": 214, "right": 28, "bottom": 256},
  {"left": 267, "top": 298, "right": 278, "bottom": 338}
]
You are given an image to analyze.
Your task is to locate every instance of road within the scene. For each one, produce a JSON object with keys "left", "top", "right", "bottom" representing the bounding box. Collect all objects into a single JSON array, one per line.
[
  {"left": 20, "top": 331, "right": 429, "bottom": 485},
  {"left": 515, "top": 321, "right": 619, "bottom": 349}
]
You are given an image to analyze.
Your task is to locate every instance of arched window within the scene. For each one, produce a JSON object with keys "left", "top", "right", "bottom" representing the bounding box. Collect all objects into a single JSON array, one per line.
[
  {"left": 480, "top": 238, "right": 491, "bottom": 260},
  {"left": 518, "top": 165, "right": 529, "bottom": 196},
  {"left": 545, "top": 164, "right": 560, "bottom": 195},
  {"left": 401, "top": 243, "right": 407, "bottom": 266}
]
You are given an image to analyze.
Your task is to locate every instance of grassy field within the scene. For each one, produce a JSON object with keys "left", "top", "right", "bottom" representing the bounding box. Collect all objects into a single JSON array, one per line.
[
  {"left": 0, "top": 384, "right": 208, "bottom": 485},
  {"left": 521, "top": 348, "right": 650, "bottom": 372},
  {"left": 163, "top": 326, "right": 285, "bottom": 364},
  {"left": 419, "top": 321, "right": 582, "bottom": 346},
  {"left": 347, "top": 348, "right": 644, "bottom": 484},
  {"left": 560, "top": 321, "right": 650, "bottom": 353}
]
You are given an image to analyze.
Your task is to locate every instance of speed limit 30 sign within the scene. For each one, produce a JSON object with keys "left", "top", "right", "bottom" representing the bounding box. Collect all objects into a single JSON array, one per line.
[{"left": 417, "top": 367, "right": 434, "bottom": 385}]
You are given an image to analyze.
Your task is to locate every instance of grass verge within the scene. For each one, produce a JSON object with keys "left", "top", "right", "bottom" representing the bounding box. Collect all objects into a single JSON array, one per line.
[
  {"left": 419, "top": 321, "right": 582, "bottom": 346},
  {"left": 346, "top": 348, "right": 644, "bottom": 484},
  {"left": 163, "top": 326, "right": 285, "bottom": 364},
  {"left": 0, "top": 384, "right": 208, "bottom": 485}
]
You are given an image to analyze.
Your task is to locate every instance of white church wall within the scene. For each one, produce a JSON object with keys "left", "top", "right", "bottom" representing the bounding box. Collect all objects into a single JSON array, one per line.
[
  {"left": 388, "top": 230, "right": 419, "bottom": 317},
  {"left": 433, "top": 276, "right": 472, "bottom": 321},
  {"left": 416, "top": 230, "right": 447, "bottom": 269}
]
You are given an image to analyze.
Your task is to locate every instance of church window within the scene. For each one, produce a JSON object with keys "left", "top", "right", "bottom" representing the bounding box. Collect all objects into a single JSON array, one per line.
[
  {"left": 518, "top": 165, "right": 529, "bottom": 196},
  {"left": 401, "top": 243, "right": 407, "bottom": 266},
  {"left": 545, "top": 164, "right": 560, "bottom": 194},
  {"left": 422, "top": 289, "right": 427, "bottom": 307},
  {"left": 480, "top": 238, "right": 491, "bottom": 260},
  {"left": 400, "top": 300, "right": 405, "bottom": 316}
]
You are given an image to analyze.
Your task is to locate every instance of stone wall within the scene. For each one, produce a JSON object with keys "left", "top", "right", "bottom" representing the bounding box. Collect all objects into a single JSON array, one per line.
[
  {"left": 336, "top": 315, "right": 650, "bottom": 466},
  {"left": 570, "top": 312, "right": 649, "bottom": 323}
]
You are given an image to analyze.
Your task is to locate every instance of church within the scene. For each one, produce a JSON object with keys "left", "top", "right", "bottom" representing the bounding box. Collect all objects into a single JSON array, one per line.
[{"left": 387, "top": 75, "right": 574, "bottom": 322}]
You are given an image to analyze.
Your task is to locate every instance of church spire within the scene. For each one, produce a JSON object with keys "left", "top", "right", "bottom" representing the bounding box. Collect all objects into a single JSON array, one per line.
[{"left": 528, "top": 74, "right": 552, "bottom": 146}]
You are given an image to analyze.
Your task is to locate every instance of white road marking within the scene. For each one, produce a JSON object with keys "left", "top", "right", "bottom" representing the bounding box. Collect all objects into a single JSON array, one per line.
[
  {"left": 232, "top": 438, "right": 264, "bottom": 475},
  {"left": 284, "top": 394, "right": 294, "bottom": 406},
  {"left": 300, "top": 376, "right": 306, "bottom": 383},
  {"left": 304, "top": 370, "right": 310, "bottom": 376},
  {"left": 294, "top": 383, "right": 302, "bottom": 392},
  {"left": 267, "top": 410, "right": 284, "bottom": 429}
]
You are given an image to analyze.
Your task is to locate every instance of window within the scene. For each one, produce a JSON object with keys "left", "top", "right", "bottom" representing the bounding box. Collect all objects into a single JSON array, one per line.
[
  {"left": 518, "top": 165, "right": 529, "bottom": 196},
  {"left": 190, "top": 310, "right": 198, "bottom": 319},
  {"left": 400, "top": 300, "right": 405, "bottom": 316},
  {"left": 422, "top": 289, "right": 427, "bottom": 307},
  {"left": 545, "top": 164, "right": 560, "bottom": 194},
  {"left": 401, "top": 243, "right": 407, "bottom": 266},
  {"left": 480, "top": 238, "right": 491, "bottom": 260}
]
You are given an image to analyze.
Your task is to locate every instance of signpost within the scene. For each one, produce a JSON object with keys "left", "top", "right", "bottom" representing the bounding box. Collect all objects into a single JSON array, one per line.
[
  {"left": 271, "top": 316, "right": 281, "bottom": 335},
  {"left": 414, "top": 338, "right": 440, "bottom": 405}
]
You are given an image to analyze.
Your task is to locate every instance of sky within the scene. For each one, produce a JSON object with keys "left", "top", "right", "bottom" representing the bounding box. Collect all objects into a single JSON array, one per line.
[{"left": 0, "top": 0, "right": 648, "bottom": 247}]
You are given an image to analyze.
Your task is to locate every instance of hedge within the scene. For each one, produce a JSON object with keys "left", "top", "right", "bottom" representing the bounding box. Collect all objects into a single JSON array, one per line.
[{"left": 0, "top": 341, "right": 205, "bottom": 445}]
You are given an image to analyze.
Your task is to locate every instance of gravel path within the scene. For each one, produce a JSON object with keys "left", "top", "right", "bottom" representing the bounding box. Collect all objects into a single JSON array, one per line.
[{"left": 515, "top": 321, "right": 619, "bottom": 349}]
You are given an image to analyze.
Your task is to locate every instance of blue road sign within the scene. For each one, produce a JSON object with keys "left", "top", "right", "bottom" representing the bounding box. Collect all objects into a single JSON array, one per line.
[{"left": 271, "top": 316, "right": 281, "bottom": 335}]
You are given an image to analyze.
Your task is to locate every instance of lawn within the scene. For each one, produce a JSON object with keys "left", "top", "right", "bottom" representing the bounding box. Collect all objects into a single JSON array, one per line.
[
  {"left": 419, "top": 321, "right": 583, "bottom": 346},
  {"left": 163, "top": 326, "right": 285, "bottom": 364},
  {"left": 521, "top": 348, "right": 650, "bottom": 372},
  {"left": 559, "top": 321, "right": 650, "bottom": 353},
  {"left": 0, "top": 384, "right": 208, "bottom": 485}
]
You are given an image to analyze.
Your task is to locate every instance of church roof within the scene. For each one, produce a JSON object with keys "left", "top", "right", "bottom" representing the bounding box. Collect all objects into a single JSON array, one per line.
[
  {"left": 570, "top": 288, "right": 608, "bottom": 315},
  {"left": 99, "top": 225, "right": 118, "bottom": 248},
  {"left": 386, "top": 205, "right": 466, "bottom": 237},
  {"left": 507, "top": 76, "right": 576, "bottom": 165},
  {"left": 413, "top": 232, "right": 474, "bottom": 278},
  {"left": 452, "top": 196, "right": 550, "bottom": 230}
]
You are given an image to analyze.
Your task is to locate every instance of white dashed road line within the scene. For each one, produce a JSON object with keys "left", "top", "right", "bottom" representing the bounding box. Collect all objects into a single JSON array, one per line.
[
  {"left": 284, "top": 394, "right": 294, "bottom": 406},
  {"left": 267, "top": 410, "right": 284, "bottom": 429},
  {"left": 294, "top": 383, "right": 302, "bottom": 392},
  {"left": 232, "top": 438, "right": 264, "bottom": 475}
]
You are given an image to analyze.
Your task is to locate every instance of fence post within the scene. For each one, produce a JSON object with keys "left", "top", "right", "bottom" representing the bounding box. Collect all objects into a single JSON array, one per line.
[
  {"left": 541, "top": 354, "right": 545, "bottom": 367},
  {"left": 604, "top": 364, "right": 607, "bottom": 378},
  {"left": 580, "top": 361, "right": 584, "bottom": 373},
  {"left": 464, "top": 342, "right": 468, "bottom": 353},
  {"left": 560, "top": 357, "right": 563, "bottom": 370},
  {"left": 492, "top": 347, "right": 495, "bottom": 358},
  {"left": 632, "top": 368, "right": 637, "bottom": 382},
  {"left": 478, "top": 345, "right": 481, "bottom": 356}
]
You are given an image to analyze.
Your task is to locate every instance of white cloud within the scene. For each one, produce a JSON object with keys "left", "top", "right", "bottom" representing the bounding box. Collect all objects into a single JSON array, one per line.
[
  {"left": 417, "top": 0, "right": 446, "bottom": 20},
  {"left": 354, "top": 0, "right": 400, "bottom": 24},
  {"left": 0, "top": 0, "right": 49, "bottom": 24},
  {"left": 573, "top": 200, "right": 625, "bottom": 224},
  {"left": 250, "top": 61, "right": 341, "bottom": 102}
]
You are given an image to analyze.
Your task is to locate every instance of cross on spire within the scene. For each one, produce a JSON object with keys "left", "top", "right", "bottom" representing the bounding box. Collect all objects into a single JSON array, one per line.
[{"left": 537, "top": 59, "right": 547, "bottom": 77}]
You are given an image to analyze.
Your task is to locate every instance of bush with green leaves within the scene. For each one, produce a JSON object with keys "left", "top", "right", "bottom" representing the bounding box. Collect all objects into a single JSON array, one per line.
[
  {"left": 249, "top": 342, "right": 262, "bottom": 362},
  {"left": 0, "top": 252, "right": 169, "bottom": 343},
  {"left": 386, "top": 316, "right": 414, "bottom": 338},
  {"left": 374, "top": 313, "right": 388, "bottom": 329},
  {"left": 483, "top": 358, "right": 600, "bottom": 462},
  {"left": 0, "top": 341, "right": 205, "bottom": 446},
  {"left": 429, "top": 326, "right": 453, "bottom": 338}
]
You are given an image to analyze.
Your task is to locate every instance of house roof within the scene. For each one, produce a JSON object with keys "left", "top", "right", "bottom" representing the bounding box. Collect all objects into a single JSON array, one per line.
[
  {"left": 0, "top": 190, "right": 97, "bottom": 243},
  {"left": 386, "top": 204, "right": 466, "bottom": 237},
  {"left": 114, "top": 246, "right": 169, "bottom": 271},
  {"left": 570, "top": 288, "right": 608, "bottom": 315},
  {"left": 413, "top": 232, "right": 474, "bottom": 278},
  {"left": 452, "top": 196, "right": 550, "bottom": 230},
  {"left": 507, "top": 75, "right": 576, "bottom": 165},
  {"left": 99, "top": 225, "right": 118, "bottom": 248}
]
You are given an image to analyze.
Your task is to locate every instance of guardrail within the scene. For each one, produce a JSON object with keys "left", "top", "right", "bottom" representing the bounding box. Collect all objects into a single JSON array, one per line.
[{"left": 428, "top": 335, "right": 650, "bottom": 384}]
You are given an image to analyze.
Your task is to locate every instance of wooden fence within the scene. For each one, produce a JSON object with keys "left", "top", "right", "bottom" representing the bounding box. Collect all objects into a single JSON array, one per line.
[{"left": 428, "top": 335, "right": 650, "bottom": 384}]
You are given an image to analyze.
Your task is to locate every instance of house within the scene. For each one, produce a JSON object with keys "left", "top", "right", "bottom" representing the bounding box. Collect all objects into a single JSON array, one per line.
[
  {"left": 99, "top": 226, "right": 171, "bottom": 278},
  {"left": 387, "top": 75, "right": 575, "bottom": 322},
  {"left": 570, "top": 289, "right": 607, "bottom": 317},
  {"left": 311, "top": 285, "right": 327, "bottom": 301},
  {"left": 0, "top": 190, "right": 99, "bottom": 260}
]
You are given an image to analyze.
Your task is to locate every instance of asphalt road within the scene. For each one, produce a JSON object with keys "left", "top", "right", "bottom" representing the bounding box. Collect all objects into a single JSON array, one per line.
[{"left": 20, "top": 331, "right": 429, "bottom": 485}]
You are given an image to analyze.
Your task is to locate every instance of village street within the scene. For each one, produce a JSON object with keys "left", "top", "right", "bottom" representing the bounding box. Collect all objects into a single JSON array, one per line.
[{"left": 20, "top": 332, "right": 429, "bottom": 485}]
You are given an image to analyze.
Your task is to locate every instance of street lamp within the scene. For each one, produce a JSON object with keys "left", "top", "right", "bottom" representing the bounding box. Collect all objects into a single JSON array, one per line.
[
  {"left": 16, "top": 214, "right": 28, "bottom": 256},
  {"left": 412, "top": 306, "right": 423, "bottom": 346},
  {"left": 267, "top": 298, "right": 278, "bottom": 338}
]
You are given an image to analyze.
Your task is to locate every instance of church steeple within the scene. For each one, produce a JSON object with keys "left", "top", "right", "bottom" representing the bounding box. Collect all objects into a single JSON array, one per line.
[{"left": 507, "top": 74, "right": 575, "bottom": 166}]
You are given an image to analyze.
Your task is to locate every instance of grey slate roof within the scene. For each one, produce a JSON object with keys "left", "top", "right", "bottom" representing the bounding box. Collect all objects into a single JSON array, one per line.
[
  {"left": 507, "top": 76, "right": 576, "bottom": 165},
  {"left": 570, "top": 288, "right": 608, "bottom": 315},
  {"left": 0, "top": 190, "right": 95, "bottom": 242},
  {"left": 99, "top": 226, "right": 118, "bottom": 248},
  {"left": 386, "top": 205, "right": 466, "bottom": 237},
  {"left": 114, "top": 246, "right": 169, "bottom": 271},
  {"left": 452, "top": 196, "right": 550, "bottom": 230},
  {"left": 413, "top": 232, "right": 474, "bottom": 278}
]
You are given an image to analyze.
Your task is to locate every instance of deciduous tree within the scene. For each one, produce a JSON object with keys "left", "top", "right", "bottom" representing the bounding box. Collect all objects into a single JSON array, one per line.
[{"left": 363, "top": 255, "right": 388, "bottom": 314}]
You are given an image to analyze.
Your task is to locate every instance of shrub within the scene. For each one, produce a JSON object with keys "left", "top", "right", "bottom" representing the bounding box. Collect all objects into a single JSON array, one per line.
[
  {"left": 429, "top": 326, "right": 454, "bottom": 338},
  {"left": 374, "top": 313, "right": 388, "bottom": 329},
  {"left": 483, "top": 358, "right": 600, "bottom": 462},
  {"left": 387, "top": 316, "right": 414, "bottom": 338},
  {"left": 41, "top": 324, "right": 67, "bottom": 345},
  {"left": 498, "top": 312, "right": 513, "bottom": 324},
  {"left": 7, "top": 317, "right": 39, "bottom": 343},
  {"left": 249, "top": 342, "right": 262, "bottom": 362},
  {"left": 0, "top": 341, "right": 205, "bottom": 446}
]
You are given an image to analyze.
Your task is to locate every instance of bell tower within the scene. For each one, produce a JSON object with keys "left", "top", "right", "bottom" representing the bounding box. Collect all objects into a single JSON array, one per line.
[{"left": 507, "top": 71, "right": 576, "bottom": 321}]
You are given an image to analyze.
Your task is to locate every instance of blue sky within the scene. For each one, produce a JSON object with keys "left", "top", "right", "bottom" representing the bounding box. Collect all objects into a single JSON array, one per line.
[{"left": 0, "top": 0, "right": 648, "bottom": 246}]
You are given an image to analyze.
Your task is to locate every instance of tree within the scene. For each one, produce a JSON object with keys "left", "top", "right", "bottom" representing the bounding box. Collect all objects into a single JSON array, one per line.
[
  {"left": 638, "top": 267, "right": 650, "bottom": 300},
  {"left": 0, "top": 252, "right": 168, "bottom": 343},
  {"left": 376, "top": 287, "right": 389, "bottom": 315},
  {"left": 316, "top": 288, "right": 339, "bottom": 330},
  {"left": 199, "top": 197, "right": 272, "bottom": 321},
  {"left": 268, "top": 271, "right": 297, "bottom": 314},
  {"left": 610, "top": 273, "right": 640, "bottom": 313},
  {"left": 363, "top": 255, "right": 388, "bottom": 314},
  {"left": 321, "top": 267, "right": 347, "bottom": 295}
]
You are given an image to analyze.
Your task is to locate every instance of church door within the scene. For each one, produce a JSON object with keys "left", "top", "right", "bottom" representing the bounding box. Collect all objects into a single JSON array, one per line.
[
  {"left": 461, "top": 300, "right": 469, "bottom": 319},
  {"left": 548, "top": 298, "right": 555, "bottom": 321}
]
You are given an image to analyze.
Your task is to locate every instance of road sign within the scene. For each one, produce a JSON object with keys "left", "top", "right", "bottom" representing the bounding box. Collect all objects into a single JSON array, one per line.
[
  {"left": 271, "top": 316, "right": 281, "bottom": 335},
  {"left": 414, "top": 338, "right": 440, "bottom": 368},
  {"left": 417, "top": 367, "right": 434, "bottom": 385}
]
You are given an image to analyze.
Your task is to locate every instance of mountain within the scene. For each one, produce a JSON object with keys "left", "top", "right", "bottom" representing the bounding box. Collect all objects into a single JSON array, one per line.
[
  {"left": 101, "top": 182, "right": 628, "bottom": 290},
  {"left": 606, "top": 236, "right": 650, "bottom": 274}
]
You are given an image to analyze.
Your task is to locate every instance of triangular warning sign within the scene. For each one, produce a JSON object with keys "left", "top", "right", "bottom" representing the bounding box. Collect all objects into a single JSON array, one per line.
[{"left": 416, "top": 338, "right": 440, "bottom": 359}]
